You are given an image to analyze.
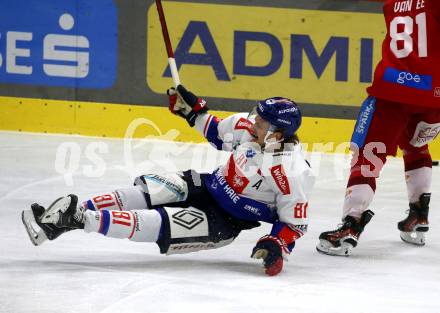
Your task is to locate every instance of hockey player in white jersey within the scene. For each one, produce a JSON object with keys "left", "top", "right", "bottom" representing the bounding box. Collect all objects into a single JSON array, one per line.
[{"left": 22, "top": 85, "right": 315, "bottom": 276}]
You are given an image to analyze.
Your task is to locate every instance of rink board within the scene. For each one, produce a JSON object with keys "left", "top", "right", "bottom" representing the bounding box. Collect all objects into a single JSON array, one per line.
[
  {"left": 146, "top": 1, "right": 384, "bottom": 107},
  {"left": 0, "top": 0, "right": 385, "bottom": 120},
  {"left": 1, "top": 95, "right": 440, "bottom": 159}
]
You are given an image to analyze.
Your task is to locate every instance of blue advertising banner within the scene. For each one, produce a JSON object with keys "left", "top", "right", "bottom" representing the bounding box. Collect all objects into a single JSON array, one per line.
[{"left": 0, "top": 0, "right": 117, "bottom": 88}]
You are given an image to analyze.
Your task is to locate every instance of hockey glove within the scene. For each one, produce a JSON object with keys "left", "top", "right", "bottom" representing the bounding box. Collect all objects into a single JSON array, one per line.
[
  {"left": 167, "top": 85, "right": 208, "bottom": 127},
  {"left": 251, "top": 235, "right": 288, "bottom": 276}
]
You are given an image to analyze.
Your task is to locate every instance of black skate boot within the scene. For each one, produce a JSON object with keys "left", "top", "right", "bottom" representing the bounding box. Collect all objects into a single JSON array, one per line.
[
  {"left": 316, "top": 210, "right": 375, "bottom": 256},
  {"left": 22, "top": 194, "right": 84, "bottom": 246},
  {"left": 398, "top": 193, "right": 430, "bottom": 246}
]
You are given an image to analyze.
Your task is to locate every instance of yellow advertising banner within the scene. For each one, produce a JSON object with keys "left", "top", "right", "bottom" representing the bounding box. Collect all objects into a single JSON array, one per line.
[{"left": 147, "top": 2, "right": 385, "bottom": 107}]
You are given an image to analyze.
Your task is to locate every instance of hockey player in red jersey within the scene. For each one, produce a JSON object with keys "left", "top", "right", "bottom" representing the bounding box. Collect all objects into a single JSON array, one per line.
[
  {"left": 317, "top": 0, "right": 440, "bottom": 256},
  {"left": 22, "top": 85, "right": 315, "bottom": 276}
]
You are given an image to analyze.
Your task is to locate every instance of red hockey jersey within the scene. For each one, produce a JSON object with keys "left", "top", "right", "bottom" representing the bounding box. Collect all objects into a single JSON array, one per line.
[{"left": 367, "top": 0, "right": 440, "bottom": 108}]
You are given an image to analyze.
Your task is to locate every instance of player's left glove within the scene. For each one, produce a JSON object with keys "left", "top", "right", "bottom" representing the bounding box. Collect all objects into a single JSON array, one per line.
[
  {"left": 251, "top": 235, "right": 289, "bottom": 276},
  {"left": 167, "top": 85, "right": 208, "bottom": 127}
]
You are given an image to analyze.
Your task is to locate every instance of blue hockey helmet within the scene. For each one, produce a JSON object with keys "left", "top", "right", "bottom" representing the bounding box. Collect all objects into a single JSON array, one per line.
[{"left": 255, "top": 97, "right": 302, "bottom": 140}]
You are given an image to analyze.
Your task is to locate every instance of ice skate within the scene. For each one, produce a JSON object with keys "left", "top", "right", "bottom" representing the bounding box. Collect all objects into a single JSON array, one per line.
[
  {"left": 316, "top": 210, "right": 374, "bottom": 256},
  {"left": 398, "top": 193, "right": 430, "bottom": 246},
  {"left": 22, "top": 195, "right": 84, "bottom": 246}
]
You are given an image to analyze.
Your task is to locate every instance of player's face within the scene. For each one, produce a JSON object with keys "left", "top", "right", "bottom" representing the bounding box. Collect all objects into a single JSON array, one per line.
[{"left": 252, "top": 115, "right": 271, "bottom": 146}]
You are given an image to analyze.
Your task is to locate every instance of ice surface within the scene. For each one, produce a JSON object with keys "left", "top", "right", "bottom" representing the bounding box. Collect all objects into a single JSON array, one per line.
[{"left": 1, "top": 131, "right": 439, "bottom": 313}]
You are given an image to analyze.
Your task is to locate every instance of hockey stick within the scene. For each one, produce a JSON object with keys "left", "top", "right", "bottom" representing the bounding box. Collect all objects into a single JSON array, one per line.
[{"left": 155, "top": 0, "right": 181, "bottom": 86}]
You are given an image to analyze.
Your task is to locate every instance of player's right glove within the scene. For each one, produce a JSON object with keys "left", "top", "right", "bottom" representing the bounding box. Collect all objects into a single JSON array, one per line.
[
  {"left": 167, "top": 85, "right": 208, "bottom": 127},
  {"left": 251, "top": 235, "right": 288, "bottom": 276}
]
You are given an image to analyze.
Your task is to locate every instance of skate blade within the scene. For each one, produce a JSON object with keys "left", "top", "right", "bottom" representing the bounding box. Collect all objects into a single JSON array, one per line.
[
  {"left": 400, "top": 231, "right": 426, "bottom": 246},
  {"left": 316, "top": 239, "right": 353, "bottom": 257},
  {"left": 22, "top": 210, "right": 48, "bottom": 246},
  {"left": 39, "top": 196, "right": 70, "bottom": 224}
]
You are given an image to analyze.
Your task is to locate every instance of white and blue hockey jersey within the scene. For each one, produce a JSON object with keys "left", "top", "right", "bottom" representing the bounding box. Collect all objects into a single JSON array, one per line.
[{"left": 195, "top": 112, "right": 315, "bottom": 250}]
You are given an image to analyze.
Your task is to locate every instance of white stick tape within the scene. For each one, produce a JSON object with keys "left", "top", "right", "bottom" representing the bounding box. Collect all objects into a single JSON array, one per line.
[{"left": 168, "top": 57, "right": 181, "bottom": 86}]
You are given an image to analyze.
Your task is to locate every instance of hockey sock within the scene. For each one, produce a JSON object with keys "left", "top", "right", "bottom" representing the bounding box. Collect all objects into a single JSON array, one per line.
[
  {"left": 81, "top": 186, "right": 149, "bottom": 212},
  {"left": 405, "top": 167, "right": 432, "bottom": 203},
  {"left": 83, "top": 209, "right": 162, "bottom": 242},
  {"left": 403, "top": 150, "right": 432, "bottom": 203},
  {"left": 343, "top": 184, "right": 375, "bottom": 220},
  {"left": 343, "top": 159, "right": 377, "bottom": 220}
]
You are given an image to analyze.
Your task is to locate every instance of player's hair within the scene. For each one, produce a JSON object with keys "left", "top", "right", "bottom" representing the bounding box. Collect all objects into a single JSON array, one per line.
[
  {"left": 273, "top": 129, "right": 299, "bottom": 144},
  {"left": 269, "top": 130, "right": 299, "bottom": 153},
  {"left": 286, "top": 133, "right": 299, "bottom": 144}
]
